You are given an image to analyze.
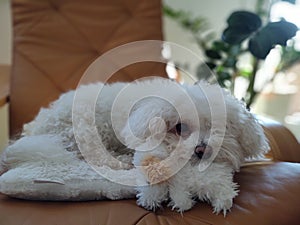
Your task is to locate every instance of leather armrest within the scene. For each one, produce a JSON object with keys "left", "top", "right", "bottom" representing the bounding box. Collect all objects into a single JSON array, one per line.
[{"left": 259, "top": 116, "right": 300, "bottom": 162}]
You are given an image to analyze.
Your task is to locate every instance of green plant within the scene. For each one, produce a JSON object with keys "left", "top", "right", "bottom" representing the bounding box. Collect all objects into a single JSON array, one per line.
[
  {"left": 163, "top": 5, "right": 213, "bottom": 50},
  {"left": 163, "top": 2, "right": 299, "bottom": 108},
  {"left": 277, "top": 40, "right": 300, "bottom": 72}
]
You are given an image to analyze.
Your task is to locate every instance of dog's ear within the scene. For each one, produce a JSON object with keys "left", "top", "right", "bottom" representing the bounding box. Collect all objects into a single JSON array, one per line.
[
  {"left": 226, "top": 97, "right": 270, "bottom": 159},
  {"left": 239, "top": 112, "right": 269, "bottom": 159},
  {"left": 120, "top": 97, "right": 176, "bottom": 149}
]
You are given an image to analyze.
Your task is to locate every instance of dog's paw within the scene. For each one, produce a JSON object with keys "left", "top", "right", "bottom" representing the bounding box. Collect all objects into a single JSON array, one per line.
[
  {"left": 210, "top": 184, "right": 238, "bottom": 216},
  {"left": 209, "top": 184, "right": 239, "bottom": 217},
  {"left": 168, "top": 184, "right": 195, "bottom": 213},
  {"left": 168, "top": 197, "right": 195, "bottom": 213},
  {"left": 211, "top": 198, "right": 233, "bottom": 216},
  {"left": 136, "top": 192, "right": 162, "bottom": 211},
  {"left": 197, "top": 167, "right": 239, "bottom": 217},
  {"left": 135, "top": 183, "right": 168, "bottom": 211},
  {"left": 141, "top": 156, "right": 170, "bottom": 184}
]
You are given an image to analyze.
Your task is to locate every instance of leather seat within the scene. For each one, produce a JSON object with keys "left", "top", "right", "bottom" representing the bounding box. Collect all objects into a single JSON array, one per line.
[{"left": 1, "top": 160, "right": 300, "bottom": 225}]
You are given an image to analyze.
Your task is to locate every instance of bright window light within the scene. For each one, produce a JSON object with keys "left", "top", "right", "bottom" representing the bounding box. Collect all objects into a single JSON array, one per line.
[{"left": 270, "top": 1, "right": 300, "bottom": 28}]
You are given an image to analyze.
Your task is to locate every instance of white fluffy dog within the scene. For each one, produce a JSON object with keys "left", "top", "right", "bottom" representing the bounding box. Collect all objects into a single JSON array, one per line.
[{"left": 0, "top": 77, "right": 269, "bottom": 215}]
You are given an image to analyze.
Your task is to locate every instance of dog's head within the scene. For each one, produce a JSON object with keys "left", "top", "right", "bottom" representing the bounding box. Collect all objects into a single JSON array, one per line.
[{"left": 121, "top": 79, "right": 269, "bottom": 171}]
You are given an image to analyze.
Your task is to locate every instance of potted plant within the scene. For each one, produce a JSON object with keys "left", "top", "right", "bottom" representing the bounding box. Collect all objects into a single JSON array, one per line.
[{"left": 164, "top": 0, "right": 299, "bottom": 109}]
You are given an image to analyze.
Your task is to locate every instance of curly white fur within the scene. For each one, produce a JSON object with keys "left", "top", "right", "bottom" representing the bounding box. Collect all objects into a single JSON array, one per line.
[{"left": 0, "top": 78, "right": 269, "bottom": 215}]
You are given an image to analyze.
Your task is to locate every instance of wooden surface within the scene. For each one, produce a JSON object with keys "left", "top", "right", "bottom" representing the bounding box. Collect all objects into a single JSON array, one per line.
[{"left": 0, "top": 64, "right": 10, "bottom": 107}]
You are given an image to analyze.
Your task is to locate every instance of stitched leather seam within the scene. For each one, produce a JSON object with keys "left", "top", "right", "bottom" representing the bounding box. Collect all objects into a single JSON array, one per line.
[
  {"left": 15, "top": 48, "right": 64, "bottom": 93},
  {"left": 13, "top": 3, "right": 51, "bottom": 37}
]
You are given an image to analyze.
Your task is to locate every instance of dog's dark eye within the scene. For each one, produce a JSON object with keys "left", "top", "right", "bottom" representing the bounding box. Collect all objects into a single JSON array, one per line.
[{"left": 175, "top": 123, "right": 190, "bottom": 137}]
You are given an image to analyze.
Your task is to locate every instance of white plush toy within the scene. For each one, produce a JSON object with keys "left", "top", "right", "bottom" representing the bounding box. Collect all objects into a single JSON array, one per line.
[{"left": 0, "top": 77, "right": 269, "bottom": 215}]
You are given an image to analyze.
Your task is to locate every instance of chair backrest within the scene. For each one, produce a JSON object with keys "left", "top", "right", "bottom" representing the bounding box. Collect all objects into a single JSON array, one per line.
[{"left": 10, "top": 0, "right": 166, "bottom": 136}]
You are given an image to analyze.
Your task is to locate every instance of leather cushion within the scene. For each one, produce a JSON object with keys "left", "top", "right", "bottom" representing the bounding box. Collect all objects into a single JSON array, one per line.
[{"left": 1, "top": 162, "right": 300, "bottom": 225}]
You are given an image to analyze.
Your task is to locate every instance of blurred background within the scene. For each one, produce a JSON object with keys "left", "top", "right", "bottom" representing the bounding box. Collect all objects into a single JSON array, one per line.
[
  {"left": 163, "top": 0, "right": 300, "bottom": 142},
  {"left": 0, "top": 0, "right": 299, "bottom": 152}
]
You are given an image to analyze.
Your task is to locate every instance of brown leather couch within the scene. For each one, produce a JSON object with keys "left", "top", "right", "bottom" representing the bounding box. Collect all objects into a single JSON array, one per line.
[
  {"left": 2, "top": 0, "right": 300, "bottom": 224},
  {"left": 0, "top": 125, "right": 299, "bottom": 225}
]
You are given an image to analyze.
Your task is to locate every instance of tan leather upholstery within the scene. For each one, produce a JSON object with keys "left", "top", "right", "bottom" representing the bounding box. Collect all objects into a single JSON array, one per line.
[
  {"left": 4, "top": 0, "right": 300, "bottom": 225},
  {"left": 10, "top": 0, "right": 166, "bottom": 135},
  {"left": 260, "top": 116, "right": 300, "bottom": 162},
  {"left": 0, "top": 124, "right": 300, "bottom": 225}
]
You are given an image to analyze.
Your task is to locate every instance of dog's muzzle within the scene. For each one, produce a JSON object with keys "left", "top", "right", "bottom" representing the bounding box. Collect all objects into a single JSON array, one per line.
[{"left": 194, "top": 142, "right": 212, "bottom": 159}]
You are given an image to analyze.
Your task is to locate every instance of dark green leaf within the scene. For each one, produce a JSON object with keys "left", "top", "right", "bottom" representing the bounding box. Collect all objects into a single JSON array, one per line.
[
  {"left": 222, "top": 27, "right": 253, "bottom": 44},
  {"left": 249, "top": 20, "right": 298, "bottom": 59},
  {"left": 218, "top": 81, "right": 226, "bottom": 88},
  {"left": 218, "top": 71, "right": 231, "bottom": 80},
  {"left": 163, "top": 5, "right": 209, "bottom": 34},
  {"left": 223, "top": 57, "right": 237, "bottom": 67},
  {"left": 217, "top": 71, "right": 232, "bottom": 87},
  {"left": 228, "top": 45, "right": 241, "bottom": 56},
  {"left": 227, "top": 11, "right": 262, "bottom": 32},
  {"left": 222, "top": 11, "right": 262, "bottom": 44},
  {"left": 212, "top": 41, "right": 230, "bottom": 52},
  {"left": 278, "top": 44, "right": 300, "bottom": 71},
  {"left": 206, "top": 62, "right": 217, "bottom": 69},
  {"left": 205, "top": 49, "right": 222, "bottom": 59},
  {"left": 216, "top": 65, "right": 224, "bottom": 73},
  {"left": 190, "top": 18, "right": 206, "bottom": 33},
  {"left": 163, "top": 5, "right": 183, "bottom": 18},
  {"left": 182, "top": 19, "right": 194, "bottom": 30}
]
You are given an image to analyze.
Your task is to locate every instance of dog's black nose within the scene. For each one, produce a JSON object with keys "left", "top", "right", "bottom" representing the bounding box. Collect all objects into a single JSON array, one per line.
[{"left": 194, "top": 143, "right": 207, "bottom": 159}]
